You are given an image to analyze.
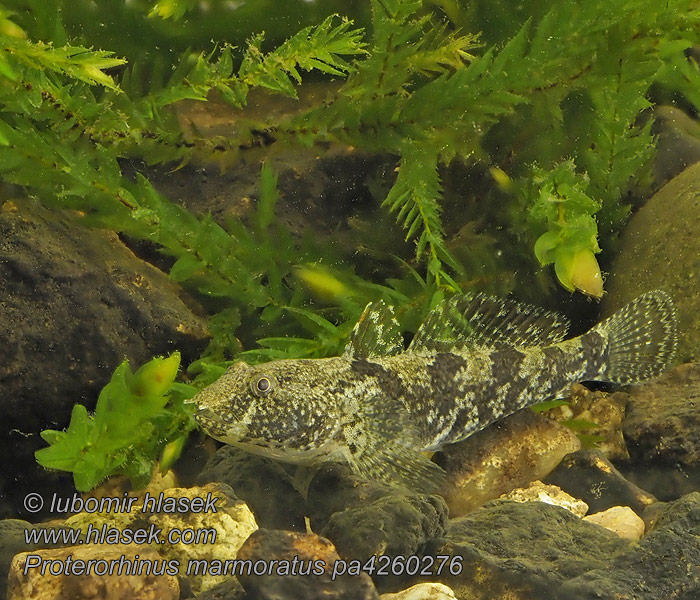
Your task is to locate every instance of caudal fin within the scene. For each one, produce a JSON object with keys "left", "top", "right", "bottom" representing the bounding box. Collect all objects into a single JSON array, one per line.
[{"left": 596, "top": 290, "right": 677, "bottom": 384}]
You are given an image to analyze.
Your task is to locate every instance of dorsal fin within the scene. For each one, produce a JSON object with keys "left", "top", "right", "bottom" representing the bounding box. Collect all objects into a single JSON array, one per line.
[
  {"left": 343, "top": 301, "right": 404, "bottom": 359},
  {"left": 408, "top": 293, "right": 570, "bottom": 353}
]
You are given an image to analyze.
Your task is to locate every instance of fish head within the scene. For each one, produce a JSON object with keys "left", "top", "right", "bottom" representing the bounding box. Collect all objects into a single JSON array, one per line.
[{"left": 192, "top": 358, "right": 344, "bottom": 462}]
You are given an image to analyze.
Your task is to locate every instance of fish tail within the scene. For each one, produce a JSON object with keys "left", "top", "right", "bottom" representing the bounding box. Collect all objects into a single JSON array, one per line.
[{"left": 595, "top": 290, "right": 677, "bottom": 384}]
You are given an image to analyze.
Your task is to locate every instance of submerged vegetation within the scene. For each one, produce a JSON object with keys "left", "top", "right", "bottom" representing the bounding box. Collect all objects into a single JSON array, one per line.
[
  {"left": 35, "top": 353, "right": 196, "bottom": 491},
  {"left": 4, "top": 0, "right": 699, "bottom": 488}
]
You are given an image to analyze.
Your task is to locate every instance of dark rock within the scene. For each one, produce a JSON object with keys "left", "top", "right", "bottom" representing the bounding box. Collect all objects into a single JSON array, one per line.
[
  {"left": 321, "top": 493, "right": 448, "bottom": 562},
  {"left": 146, "top": 128, "right": 385, "bottom": 246},
  {"left": 641, "top": 500, "right": 670, "bottom": 533},
  {"left": 544, "top": 449, "right": 657, "bottom": 514},
  {"left": 559, "top": 492, "right": 700, "bottom": 599},
  {"left": 0, "top": 198, "right": 209, "bottom": 519},
  {"left": 422, "top": 500, "right": 630, "bottom": 599},
  {"left": 621, "top": 463, "right": 700, "bottom": 505},
  {"left": 652, "top": 105, "right": 700, "bottom": 187},
  {"left": 601, "top": 161, "right": 700, "bottom": 363},
  {"left": 306, "top": 462, "right": 398, "bottom": 531},
  {"left": 620, "top": 363, "right": 700, "bottom": 500},
  {"left": 414, "top": 493, "right": 700, "bottom": 600},
  {"left": 236, "top": 528, "right": 379, "bottom": 600},
  {"left": 623, "top": 363, "right": 700, "bottom": 465},
  {"left": 623, "top": 363, "right": 700, "bottom": 468},
  {"left": 644, "top": 491, "right": 700, "bottom": 533},
  {"left": 194, "top": 577, "right": 245, "bottom": 600},
  {"left": 198, "top": 445, "right": 307, "bottom": 530},
  {"left": 178, "top": 575, "right": 194, "bottom": 599},
  {"left": 0, "top": 519, "right": 40, "bottom": 599}
]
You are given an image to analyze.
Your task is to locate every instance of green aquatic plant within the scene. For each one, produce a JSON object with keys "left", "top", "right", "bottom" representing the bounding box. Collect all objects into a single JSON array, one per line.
[
  {"left": 35, "top": 353, "right": 196, "bottom": 491},
  {"left": 4, "top": 0, "right": 700, "bottom": 308},
  {"left": 528, "top": 162, "right": 604, "bottom": 297},
  {"left": 0, "top": 6, "right": 371, "bottom": 362}
]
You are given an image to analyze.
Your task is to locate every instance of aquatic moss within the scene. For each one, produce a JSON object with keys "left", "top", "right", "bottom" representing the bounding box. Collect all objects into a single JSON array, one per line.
[{"left": 3, "top": 0, "right": 698, "bottom": 299}]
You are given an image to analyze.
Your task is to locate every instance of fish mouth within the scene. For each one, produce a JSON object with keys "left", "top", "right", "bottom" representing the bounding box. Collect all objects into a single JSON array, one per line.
[
  {"left": 194, "top": 407, "right": 249, "bottom": 442},
  {"left": 194, "top": 407, "right": 335, "bottom": 463},
  {"left": 193, "top": 406, "right": 218, "bottom": 425},
  {"left": 230, "top": 438, "right": 341, "bottom": 465}
]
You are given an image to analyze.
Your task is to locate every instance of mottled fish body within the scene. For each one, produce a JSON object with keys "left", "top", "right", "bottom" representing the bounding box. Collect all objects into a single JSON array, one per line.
[{"left": 193, "top": 291, "right": 677, "bottom": 489}]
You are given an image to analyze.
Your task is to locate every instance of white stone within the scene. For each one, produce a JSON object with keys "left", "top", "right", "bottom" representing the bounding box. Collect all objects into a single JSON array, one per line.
[
  {"left": 583, "top": 506, "right": 645, "bottom": 540},
  {"left": 51, "top": 482, "right": 258, "bottom": 595},
  {"left": 380, "top": 582, "right": 457, "bottom": 600},
  {"left": 501, "top": 480, "right": 589, "bottom": 517}
]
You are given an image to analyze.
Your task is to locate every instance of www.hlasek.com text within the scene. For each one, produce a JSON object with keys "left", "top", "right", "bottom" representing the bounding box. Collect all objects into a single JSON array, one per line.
[{"left": 24, "top": 521, "right": 217, "bottom": 547}]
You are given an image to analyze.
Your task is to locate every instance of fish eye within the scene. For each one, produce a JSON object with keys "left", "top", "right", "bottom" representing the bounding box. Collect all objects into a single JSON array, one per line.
[{"left": 251, "top": 374, "right": 274, "bottom": 397}]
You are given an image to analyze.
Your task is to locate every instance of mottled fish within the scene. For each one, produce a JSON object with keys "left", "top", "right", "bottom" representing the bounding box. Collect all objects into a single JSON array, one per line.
[{"left": 193, "top": 291, "right": 677, "bottom": 490}]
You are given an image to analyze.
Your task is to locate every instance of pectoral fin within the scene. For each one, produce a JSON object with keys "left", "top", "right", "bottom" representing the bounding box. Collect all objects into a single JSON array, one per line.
[{"left": 341, "top": 394, "right": 446, "bottom": 492}]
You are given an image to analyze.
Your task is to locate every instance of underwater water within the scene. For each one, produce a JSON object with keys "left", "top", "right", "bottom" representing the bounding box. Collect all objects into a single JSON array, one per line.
[{"left": 3, "top": 1, "right": 700, "bottom": 599}]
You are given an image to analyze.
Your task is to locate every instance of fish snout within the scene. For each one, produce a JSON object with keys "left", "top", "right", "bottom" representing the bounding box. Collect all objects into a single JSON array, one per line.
[
  {"left": 194, "top": 406, "right": 219, "bottom": 421},
  {"left": 193, "top": 406, "right": 227, "bottom": 436},
  {"left": 193, "top": 404, "right": 249, "bottom": 443}
]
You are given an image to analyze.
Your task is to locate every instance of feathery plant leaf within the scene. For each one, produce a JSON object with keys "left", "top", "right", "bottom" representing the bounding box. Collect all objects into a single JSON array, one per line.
[
  {"left": 2, "top": 35, "right": 125, "bottom": 88},
  {"left": 384, "top": 143, "right": 459, "bottom": 288},
  {"left": 242, "top": 14, "right": 367, "bottom": 83},
  {"left": 164, "top": 14, "right": 368, "bottom": 108}
]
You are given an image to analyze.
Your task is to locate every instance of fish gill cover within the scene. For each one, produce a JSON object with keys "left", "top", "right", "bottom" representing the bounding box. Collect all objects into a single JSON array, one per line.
[{"left": 0, "top": 0, "right": 694, "bottom": 489}]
